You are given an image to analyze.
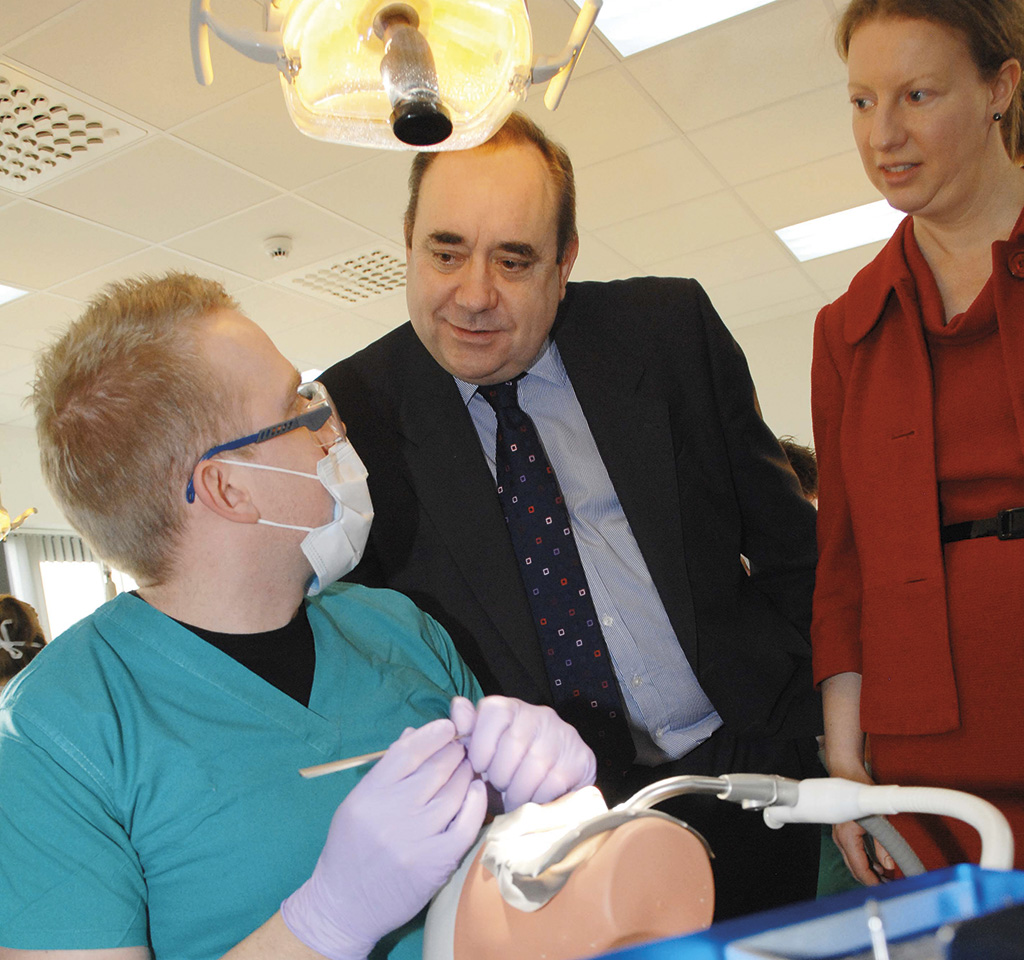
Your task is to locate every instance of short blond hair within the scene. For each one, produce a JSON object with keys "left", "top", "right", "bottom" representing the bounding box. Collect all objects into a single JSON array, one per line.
[{"left": 32, "top": 273, "right": 243, "bottom": 585}]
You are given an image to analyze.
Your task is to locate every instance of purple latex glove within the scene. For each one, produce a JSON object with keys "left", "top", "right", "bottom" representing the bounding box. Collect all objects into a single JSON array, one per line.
[
  {"left": 450, "top": 695, "right": 597, "bottom": 812},
  {"left": 281, "top": 718, "right": 487, "bottom": 960}
]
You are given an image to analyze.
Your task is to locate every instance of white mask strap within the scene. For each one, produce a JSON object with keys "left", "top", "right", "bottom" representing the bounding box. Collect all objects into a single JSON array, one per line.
[
  {"left": 256, "top": 518, "right": 315, "bottom": 533},
  {"left": 0, "top": 619, "right": 26, "bottom": 660},
  {"left": 216, "top": 458, "right": 318, "bottom": 481}
]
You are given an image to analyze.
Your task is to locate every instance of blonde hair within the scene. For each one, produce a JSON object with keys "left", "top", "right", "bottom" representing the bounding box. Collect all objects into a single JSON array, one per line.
[
  {"left": 837, "top": 0, "right": 1024, "bottom": 163},
  {"left": 32, "top": 272, "right": 243, "bottom": 585}
]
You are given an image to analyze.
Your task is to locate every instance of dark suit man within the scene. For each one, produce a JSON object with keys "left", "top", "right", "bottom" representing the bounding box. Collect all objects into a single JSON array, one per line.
[{"left": 320, "top": 113, "right": 822, "bottom": 920}]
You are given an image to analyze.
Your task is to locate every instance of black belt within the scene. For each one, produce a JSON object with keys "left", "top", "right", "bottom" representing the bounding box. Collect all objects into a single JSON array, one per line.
[{"left": 940, "top": 507, "right": 1024, "bottom": 544}]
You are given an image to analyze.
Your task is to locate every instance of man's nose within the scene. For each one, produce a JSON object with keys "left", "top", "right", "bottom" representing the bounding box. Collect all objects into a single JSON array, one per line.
[{"left": 455, "top": 258, "right": 499, "bottom": 312}]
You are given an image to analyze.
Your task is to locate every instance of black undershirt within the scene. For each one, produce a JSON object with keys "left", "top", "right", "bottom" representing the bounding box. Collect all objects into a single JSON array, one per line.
[{"left": 134, "top": 593, "right": 316, "bottom": 706}]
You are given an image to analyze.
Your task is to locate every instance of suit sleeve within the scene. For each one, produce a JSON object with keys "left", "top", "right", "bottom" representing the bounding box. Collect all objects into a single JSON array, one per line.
[
  {"left": 697, "top": 284, "right": 818, "bottom": 645},
  {"left": 810, "top": 304, "right": 863, "bottom": 683}
]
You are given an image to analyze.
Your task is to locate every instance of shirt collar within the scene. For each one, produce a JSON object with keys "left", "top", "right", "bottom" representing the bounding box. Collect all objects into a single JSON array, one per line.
[{"left": 454, "top": 339, "right": 568, "bottom": 406}]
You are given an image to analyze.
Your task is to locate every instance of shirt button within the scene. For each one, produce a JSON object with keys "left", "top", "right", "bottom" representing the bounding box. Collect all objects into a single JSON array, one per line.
[
  {"left": 631, "top": 674, "right": 643, "bottom": 687},
  {"left": 601, "top": 615, "right": 614, "bottom": 627},
  {"left": 655, "top": 726, "right": 667, "bottom": 740},
  {"left": 1008, "top": 250, "right": 1024, "bottom": 278}
]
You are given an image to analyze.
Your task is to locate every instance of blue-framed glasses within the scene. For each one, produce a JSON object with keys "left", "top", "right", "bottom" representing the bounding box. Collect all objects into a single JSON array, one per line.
[{"left": 186, "top": 381, "right": 343, "bottom": 503}]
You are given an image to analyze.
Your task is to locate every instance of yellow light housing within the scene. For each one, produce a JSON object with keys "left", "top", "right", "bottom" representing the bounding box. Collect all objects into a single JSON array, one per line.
[{"left": 190, "top": 0, "right": 601, "bottom": 150}]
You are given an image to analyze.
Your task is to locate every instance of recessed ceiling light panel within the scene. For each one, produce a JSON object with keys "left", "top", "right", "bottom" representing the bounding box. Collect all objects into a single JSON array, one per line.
[
  {"left": 776, "top": 200, "right": 906, "bottom": 262},
  {"left": 572, "top": 0, "right": 779, "bottom": 56},
  {"left": 0, "top": 63, "right": 147, "bottom": 195}
]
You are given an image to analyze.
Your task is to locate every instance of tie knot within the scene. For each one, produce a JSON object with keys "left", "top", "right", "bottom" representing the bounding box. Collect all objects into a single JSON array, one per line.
[{"left": 480, "top": 378, "right": 522, "bottom": 411}]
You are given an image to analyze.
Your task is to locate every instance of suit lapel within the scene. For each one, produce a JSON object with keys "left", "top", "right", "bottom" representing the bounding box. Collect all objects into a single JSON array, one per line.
[{"left": 394, "top": 347, "right": 548, "bottom": 691}]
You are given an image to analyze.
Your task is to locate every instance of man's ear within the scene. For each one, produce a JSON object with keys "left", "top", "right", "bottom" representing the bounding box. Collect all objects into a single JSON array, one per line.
[{"left": 192, "top": 459, "right": 260, "bottom": 524}]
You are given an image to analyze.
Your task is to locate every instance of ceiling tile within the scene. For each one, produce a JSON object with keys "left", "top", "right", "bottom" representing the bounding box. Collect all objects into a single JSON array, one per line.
[
  {"left": 167, "top": 195, "right": 377, "bottom": 280},
  {"left": 736, "top": 150, "right": 879, "bottom": 229},
  {"left": 50, "top": 247, "right": 254, "bottom": 301},
  {"left": 575, "top": 138, "right": 722, "bottom": 230},
  {"left": 173, "top": 82, "right": 378, "bottom": 190},
  {"left": 706, "top": 266, "right": 819, "bottom": 320},
  {"left": 595, "top": 191, "right": 760, "bottom": 266},
  {"left": 0, "top": 201, "right": 143, "bottom": 289},
  {"left": 33, "top": 136, "right": 279, "bottom": 241},
  {"left": 349, "top": 291, "right": 410, "bottom": 330},
  {"left": 0, "top": 0, "right": 80, "bottom": 47},
  {"left": 271, "top": 314, "right": 395, "bottom": 372},
  {"left": 298, "top": 150, "right": 412, "bottom": 246},
  {"left": 800, "top": 239, "right": 887, "bottom": 294},
  {"left": 732, "top": 309, "right": 818, "bottom": 442},
  {"left": 646, "top": 232, "right": 794, "bottom": 289},
  {"left": 0, "top": 344, "right": 35, "bottom": 377},
  {"left": 6, "top": 0, "right": 270, "bottom": 129},
  {"left": 626, "top": 0, "right": 845, "bottom": 132},
  {"left": 522, "top": 66, "right": 676, "bottom": 166},
  {"left": 0, "top": 291, "right": 80, "bottom": 351},
  {"left": 688, "top": 83, "right": 853, "bottom": 185},
  {"left": 572, "top": 233, "right": 640, "bottom": 281},
  {"left": 726, "top": 292, "right": 825, "bottom": 331},
  {"left": 233, "top": 283, "right": 339, "bottom": 338}
]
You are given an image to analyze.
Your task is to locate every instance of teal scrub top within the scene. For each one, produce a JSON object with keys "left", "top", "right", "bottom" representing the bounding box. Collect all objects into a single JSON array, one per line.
[{"left": 0, "top": 583, "right": 482, "bottom": 958}]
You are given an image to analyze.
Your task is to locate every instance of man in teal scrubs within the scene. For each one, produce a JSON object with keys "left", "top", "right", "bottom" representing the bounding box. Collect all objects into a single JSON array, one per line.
[{"left": 0, "top": 272, "right": 595, "bottom": 960}]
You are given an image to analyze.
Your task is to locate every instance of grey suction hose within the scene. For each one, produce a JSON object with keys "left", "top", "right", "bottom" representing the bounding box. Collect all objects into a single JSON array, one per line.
[{"left": 857, "top": 814, "right": 926, "bottom": 876}]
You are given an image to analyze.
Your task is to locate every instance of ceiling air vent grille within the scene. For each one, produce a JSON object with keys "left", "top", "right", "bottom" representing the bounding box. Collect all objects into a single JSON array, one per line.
[
  {"left": 275, "top": 245, "right": 407, "bottom": 306},
  {"left": 0, "top": 63, "right": 146, "bottom": 194}
]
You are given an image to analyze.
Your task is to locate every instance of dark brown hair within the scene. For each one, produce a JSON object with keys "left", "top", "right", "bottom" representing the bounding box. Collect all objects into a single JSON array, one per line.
[
  {"left": 403, "top": 111, "right": 578, "bottom": 263},
  {"left": 779, "top": 437, "right": 818, "bottom": 501},
  {"left": 836, "top": 0, "right": 1024, "bottom": 162},
  {"left": 0, "top": 595, "right": 46, "bottom": 686}
]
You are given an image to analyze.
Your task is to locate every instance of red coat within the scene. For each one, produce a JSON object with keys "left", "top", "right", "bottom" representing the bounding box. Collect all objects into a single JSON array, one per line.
[{"left": 811, "top": 216, "right": 1024, "bottom": 735}]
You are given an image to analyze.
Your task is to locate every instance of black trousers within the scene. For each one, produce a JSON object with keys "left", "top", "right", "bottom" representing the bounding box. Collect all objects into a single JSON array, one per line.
[{"left": 599, "top": 729, "right": 824, "bottom": 923}]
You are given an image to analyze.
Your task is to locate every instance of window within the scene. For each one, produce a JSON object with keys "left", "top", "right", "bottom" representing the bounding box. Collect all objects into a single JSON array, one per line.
[{"left": 3, "top": 533, "right": 136, "bottom": 642}]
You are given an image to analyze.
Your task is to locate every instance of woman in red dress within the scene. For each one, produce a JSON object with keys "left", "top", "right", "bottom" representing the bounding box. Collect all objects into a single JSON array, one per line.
[{"left": 812, "top": 0, "right": 1024, "bottom": 884}]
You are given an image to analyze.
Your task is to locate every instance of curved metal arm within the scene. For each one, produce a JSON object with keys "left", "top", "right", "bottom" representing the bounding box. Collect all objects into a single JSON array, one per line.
[
  {"left": 190, "top": 0, "right": 286, "bottom": 86},
  {"left": 531, "top": 0, "right": 602, "bottom": 111}
]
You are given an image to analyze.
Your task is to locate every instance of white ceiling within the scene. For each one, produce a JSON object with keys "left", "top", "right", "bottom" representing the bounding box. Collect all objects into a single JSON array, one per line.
[{"left": 0, "top": 0, "right": 886, "bottom": 530}]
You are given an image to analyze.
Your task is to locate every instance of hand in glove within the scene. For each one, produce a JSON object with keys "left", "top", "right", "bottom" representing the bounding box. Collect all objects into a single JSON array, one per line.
[
  {"left": 450, "top": 695, "right": 597, "bottom": 812},
  {"left": 281, "top": 717, "right": 487, "bottom": 960}
]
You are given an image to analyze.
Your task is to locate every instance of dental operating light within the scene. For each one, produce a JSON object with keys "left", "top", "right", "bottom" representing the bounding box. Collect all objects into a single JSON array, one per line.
[{"left": 190, "top": 0, "right": 602, "bottom": 149}]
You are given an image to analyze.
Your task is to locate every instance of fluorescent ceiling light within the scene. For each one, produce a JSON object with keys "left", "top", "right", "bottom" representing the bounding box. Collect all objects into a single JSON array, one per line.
[
  {"left": 575, "top": 0, "right": 779, "bottom": 56},
  {"left": 776, "top": 200, "right": 905, "bottom": 262},
  {"left": 0, "top": 283, "right": 29, "bottom": 308}
]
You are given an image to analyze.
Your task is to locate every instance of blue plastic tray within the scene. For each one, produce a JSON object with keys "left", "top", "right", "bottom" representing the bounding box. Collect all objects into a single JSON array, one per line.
[{"left": 603, "top": 865, "right": 1024, "bottom": 959}]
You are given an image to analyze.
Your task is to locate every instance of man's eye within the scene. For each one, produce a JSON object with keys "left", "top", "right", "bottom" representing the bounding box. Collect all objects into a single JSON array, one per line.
[{"left": 908, "top": 90, "right": 926, "bottom": 102}]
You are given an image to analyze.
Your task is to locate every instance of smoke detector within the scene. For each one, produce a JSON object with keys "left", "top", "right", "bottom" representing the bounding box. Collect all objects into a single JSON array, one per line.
[{"left": 264, "top": 235, "right": 293, "bottom": 260}]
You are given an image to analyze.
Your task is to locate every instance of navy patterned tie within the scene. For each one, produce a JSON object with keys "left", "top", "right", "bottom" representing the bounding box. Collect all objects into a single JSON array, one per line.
[{"left": 481, "top": 377, "right": 634, "bottom": 776}]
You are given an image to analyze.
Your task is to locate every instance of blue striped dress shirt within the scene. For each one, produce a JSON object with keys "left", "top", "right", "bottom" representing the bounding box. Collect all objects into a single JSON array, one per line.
[{"left": 456, "top": 340, "right": 722, "bottom": 764}]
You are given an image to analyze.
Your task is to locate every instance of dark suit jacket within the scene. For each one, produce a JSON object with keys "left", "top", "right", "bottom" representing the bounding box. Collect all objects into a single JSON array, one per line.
[{"left": 321, "top": 277, "right": 821, "bottom": 744}]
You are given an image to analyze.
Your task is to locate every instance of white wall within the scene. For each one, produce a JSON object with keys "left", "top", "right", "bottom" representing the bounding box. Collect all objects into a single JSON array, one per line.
[{"left": 0, "top": 424, "right": 71, "bottom": 535}]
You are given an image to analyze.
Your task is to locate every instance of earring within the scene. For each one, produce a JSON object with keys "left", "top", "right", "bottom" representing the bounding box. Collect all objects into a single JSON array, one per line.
[{"left": 994, "top": 111, "right": 1004, "bottom": 122}]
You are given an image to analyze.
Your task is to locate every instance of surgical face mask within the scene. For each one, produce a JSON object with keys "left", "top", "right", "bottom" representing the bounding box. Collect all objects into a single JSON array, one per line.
[{"left": 220, "top": 439, "right": 374, "bottom": 595}]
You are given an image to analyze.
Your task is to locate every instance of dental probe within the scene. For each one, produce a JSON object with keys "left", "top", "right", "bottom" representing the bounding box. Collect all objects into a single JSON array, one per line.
[{"left": 299, "top": 735, "right": 471, "bottom": 779}]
